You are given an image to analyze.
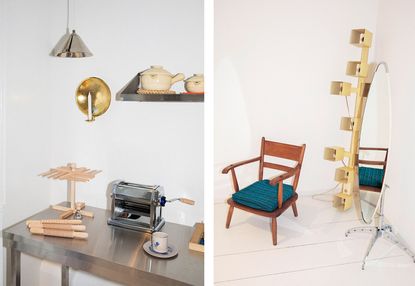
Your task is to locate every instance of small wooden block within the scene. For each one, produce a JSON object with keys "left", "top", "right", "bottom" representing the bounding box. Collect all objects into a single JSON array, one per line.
[
  {"left": 346, "top": 61, "right": 368, "bottom": 78},
  {"left": 334, "top": 167, "right": 354, "bottom": 183},
  {"left": 189, "top": 223, "right": 204, "bottom": 253},
  {"left": 324, "top": 146, "right": 346, "bottom": 161},
  {"left": 350, "top": 29, "right": 373, "bottom": 48},
  {"left": 333, "top": 192, "right": 353, "bottom": 211},
  {"left": 330, "top": 81, "right": 352, "bottom": 96},
  {"left": 340, "top": 117, "right": 353, "bottom": 131}
]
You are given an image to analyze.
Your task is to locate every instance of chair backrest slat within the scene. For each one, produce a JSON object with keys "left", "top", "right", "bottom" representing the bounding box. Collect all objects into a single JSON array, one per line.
[
  {"left": 263, "top": 162, "right": 293, "bottom": 172},
  {"left": 263, "top": 140, "right": 304, "bottom": 161},
  {"left": 258, "top": 137, "right": 306, "bottom": 191}
]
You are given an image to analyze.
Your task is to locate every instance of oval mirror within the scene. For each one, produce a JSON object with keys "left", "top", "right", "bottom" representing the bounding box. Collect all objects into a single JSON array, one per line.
[{"left": 356, "top": 63, "right": 390, "bottom": 224}]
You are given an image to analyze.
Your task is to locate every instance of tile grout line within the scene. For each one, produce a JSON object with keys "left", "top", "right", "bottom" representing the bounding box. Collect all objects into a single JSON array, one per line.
[{"left": 214, "top": 254, "right": 405, "bottom": 284}]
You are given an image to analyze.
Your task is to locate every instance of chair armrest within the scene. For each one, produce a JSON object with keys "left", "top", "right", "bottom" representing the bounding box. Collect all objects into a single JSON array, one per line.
[
  {"left": 268, "top": 165, "right": 300, "bottom": 186},
  {"left": 222, "top": 157, "right": 261, "bottom": 174},
  {"left": 268, "top": 165, "right": 300, "bottom": 209}
]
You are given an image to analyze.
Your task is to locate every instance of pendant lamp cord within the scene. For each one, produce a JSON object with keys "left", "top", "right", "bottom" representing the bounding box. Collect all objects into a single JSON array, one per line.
[{"left": 66, "top": 0, "right": 70, "bottom": 33}]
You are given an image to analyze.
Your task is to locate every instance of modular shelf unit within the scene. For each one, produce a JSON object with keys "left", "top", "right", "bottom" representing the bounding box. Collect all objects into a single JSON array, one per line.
[{"left": 325, "top": 28, "right": 373, "bottom": 211}]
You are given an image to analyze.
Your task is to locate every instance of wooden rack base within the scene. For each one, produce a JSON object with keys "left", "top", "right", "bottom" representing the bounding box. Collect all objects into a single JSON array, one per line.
[
  {"left": 52, "top": 204, "right": 94, "bottom": 219},
  {"left": 39, "top": 162, "right": 101, "bottom": 219}
]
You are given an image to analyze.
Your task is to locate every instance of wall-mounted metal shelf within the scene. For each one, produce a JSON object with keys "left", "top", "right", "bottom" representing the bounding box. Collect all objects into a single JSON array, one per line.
[{"left": 116, "top": 73, "right": 204, "bottom": 102}]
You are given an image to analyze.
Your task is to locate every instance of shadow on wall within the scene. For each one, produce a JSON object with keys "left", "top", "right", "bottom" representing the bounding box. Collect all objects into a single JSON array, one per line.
[{"left": 214, "top": 58, "right": 256, "bottom": 202}]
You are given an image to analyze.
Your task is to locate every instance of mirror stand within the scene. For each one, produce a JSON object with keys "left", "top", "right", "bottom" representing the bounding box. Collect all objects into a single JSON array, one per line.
[{"left": 345, "top": 185, "right": 415, "bottom": 269}]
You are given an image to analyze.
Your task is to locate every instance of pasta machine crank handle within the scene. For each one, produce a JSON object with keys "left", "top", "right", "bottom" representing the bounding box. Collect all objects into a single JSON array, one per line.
[{"left": 159, "top": 196, "right": 195, "bottom": 206}]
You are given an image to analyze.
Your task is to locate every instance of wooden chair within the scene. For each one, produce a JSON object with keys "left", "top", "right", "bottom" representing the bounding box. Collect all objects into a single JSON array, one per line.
[
  {"left": 222, "top": 137, "right": 306, "bottom": 245},
  {"left": 358, "top": 147, "right": 388, "bottom": 192}
]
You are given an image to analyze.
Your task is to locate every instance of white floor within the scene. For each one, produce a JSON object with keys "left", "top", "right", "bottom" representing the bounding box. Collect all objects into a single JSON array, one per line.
[{"left": 214, "top": 196, "right": 415, "bottom": 285}]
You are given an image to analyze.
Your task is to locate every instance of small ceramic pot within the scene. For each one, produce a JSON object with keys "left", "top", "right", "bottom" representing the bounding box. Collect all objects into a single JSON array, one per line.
[
  {"left": 184, "top": 74, "right": 204, "bottom": 93},
  {"left": 140, "top": 65, "right": 185, "bottom": 91}
]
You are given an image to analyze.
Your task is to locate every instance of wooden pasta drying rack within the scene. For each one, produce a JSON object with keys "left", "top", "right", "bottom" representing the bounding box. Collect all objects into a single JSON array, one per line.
[{"left": 39, "top": 163, "right": 101, "bottom": 219}]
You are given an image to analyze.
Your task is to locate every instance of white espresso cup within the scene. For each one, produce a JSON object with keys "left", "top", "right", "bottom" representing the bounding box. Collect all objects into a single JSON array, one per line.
[{"left": 151, "top": 232, "right": 168, "bottom": 253}]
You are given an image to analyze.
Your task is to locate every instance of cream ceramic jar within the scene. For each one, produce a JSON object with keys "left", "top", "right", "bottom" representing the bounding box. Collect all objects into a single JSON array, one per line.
[
  {"left": 140, "top": 65, "right": 185, "bottom": 91},
  {"left": 184, "top": 74, "right": 204, "bottom": 93}
]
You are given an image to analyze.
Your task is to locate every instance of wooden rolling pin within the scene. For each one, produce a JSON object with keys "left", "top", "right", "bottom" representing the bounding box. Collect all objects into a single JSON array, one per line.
[
  {"left": 29, "top": 227, "right": 88, "bottom": 240},
  {"left": 28, "top": 223, "right": 86, "bottom": 231},
  {"left": 26, "top": 219, "right": 82, "bottom": 226}
]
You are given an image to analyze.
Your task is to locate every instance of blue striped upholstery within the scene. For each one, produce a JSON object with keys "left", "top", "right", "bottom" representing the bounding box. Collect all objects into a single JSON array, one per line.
[
  {"left": 359, "top": 167, "right": 384, "bottom": 188},
  {"left": 232, "top": 180, "right": 294, "bottom": 212}
]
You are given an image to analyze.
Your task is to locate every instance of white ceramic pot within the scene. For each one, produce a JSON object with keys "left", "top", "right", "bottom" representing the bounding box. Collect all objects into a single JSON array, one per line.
[
  {"left": 140, "top": 65, "right": 185, "bottom": 91},
  {"left": 184, "top": 74, "right": 204, "bottom": 93}
]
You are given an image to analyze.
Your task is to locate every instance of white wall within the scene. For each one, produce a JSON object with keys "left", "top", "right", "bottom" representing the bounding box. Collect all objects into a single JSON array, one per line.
[
  {"left": 2, "top": 0, "right": 203, "bottom": 285},
  {"left": 374, "top": 0, "right": 415, "bottom": 250},
  {"left": 214, "top": 0, "right": 379, "bottom": 202},
  {"left": 45, "top": 0, "right": 204, "bottom": 227},
  {"left": 3, "top": 0, "right": 53, "bottom": 227}
]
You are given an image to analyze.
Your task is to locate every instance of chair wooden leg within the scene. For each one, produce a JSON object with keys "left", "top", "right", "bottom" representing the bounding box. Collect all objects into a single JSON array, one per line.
[
  {"left": 271, "top": 217, "right": 277, "bottom": 245},
  {"left": 226, "top": 205, "right": 234, "bottom": 229},
  {"left": 292, "top": 202, "right": 298, "bottom": 217}
]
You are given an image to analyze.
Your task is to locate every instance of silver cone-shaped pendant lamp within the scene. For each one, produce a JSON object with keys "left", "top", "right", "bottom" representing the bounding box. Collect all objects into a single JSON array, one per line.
[{"left": 51, "top": 0, "right": 92, "bottom": 58}]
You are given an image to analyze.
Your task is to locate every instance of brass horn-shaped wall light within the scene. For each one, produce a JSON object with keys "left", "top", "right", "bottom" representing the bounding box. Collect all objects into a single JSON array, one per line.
[
  {"left": 51, "top": 0, "right": 93, "bottom": 58},
  {"left": 75, "top": 77, "right": 111, "bottom": 122}
]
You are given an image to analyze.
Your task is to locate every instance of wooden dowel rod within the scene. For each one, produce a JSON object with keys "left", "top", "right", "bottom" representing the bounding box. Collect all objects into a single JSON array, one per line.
[
  {"left": 60, "top": 210, "right": 74, "bottom": 219},
  {"left": 52, "top": 205, "right": 72, "bottom": 212},
  {"left": 79, "top": 210, "right": 94, "bottom": 218}
]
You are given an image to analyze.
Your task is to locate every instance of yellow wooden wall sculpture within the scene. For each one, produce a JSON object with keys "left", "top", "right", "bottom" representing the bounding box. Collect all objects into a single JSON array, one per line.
[{"left": 324, "top": 29, "right": 372, "bottom": 211}]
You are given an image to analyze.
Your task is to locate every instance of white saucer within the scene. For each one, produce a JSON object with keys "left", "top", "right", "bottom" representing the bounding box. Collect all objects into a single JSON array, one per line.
[{"left": 143, "top": 241, "right": 178, "bottom": 259}]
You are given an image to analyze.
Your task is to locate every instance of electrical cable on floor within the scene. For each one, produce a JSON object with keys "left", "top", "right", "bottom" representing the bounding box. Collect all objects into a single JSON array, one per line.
[
  {"left": 345, "top": 96, "right": 351, "bottom": 118},
  {"left": 311, "top": 183, "right": 341, "bottom": 202}
]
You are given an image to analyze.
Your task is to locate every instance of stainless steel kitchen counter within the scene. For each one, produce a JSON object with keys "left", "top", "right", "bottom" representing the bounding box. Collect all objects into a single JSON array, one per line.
[{"left": 2, "top": 203, "right": 204, "bottom": 286}]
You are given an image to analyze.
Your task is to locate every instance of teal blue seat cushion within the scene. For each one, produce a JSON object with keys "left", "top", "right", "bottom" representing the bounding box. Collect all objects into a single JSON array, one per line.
[
  {"left": 359, "top": 167, "right": 384, "bottom": 188},
  {"left": 232, "top": 180, "right": 294, "bottom": 212}
]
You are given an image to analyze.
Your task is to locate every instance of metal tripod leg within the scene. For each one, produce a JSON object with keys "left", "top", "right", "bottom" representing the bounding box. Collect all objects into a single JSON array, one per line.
[
  {"left": 384, "top": 231, "right": 415, "bottom": 263},
  {"left": 345, "top": 226, "right": 377, "bottom": 237},
  {"left": 361, "top": 231, "right": 379, "bottom": 270}
]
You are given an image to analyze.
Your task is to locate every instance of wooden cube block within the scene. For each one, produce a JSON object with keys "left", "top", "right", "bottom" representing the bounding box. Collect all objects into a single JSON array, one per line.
[
  {"left": 333, "top": 192, "right": 353, "bottom": 211},
  {"left": 350, "top": 29, "right": 373, "bottom": 48},
  {"left": 335, "top": 167, "right": 354, "bottom": 183},
  {"left": 346, "top": 61, "right": 368, "bottom": 78},
  {"left": 340, "top": 117, "right": 353, "bottom": 131},
  {"left": 324, "top": 146, "right": 346, "bottom": 161},
  {"left": 189, "top": 223, "right": 204, "bottom": 253},
  {"left": 330, "top": 81, "right": 352, "bottom": 96}
]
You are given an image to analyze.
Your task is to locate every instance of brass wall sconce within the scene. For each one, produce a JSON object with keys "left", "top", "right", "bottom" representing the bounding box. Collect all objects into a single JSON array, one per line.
[{"left": 75, "top": 77, "right": 111, "bottom": 122}]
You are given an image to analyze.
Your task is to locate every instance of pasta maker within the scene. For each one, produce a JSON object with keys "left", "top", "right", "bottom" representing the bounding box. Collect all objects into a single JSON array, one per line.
[{"left": 107, "top": 181, "right": 194, "bottom": 233}]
